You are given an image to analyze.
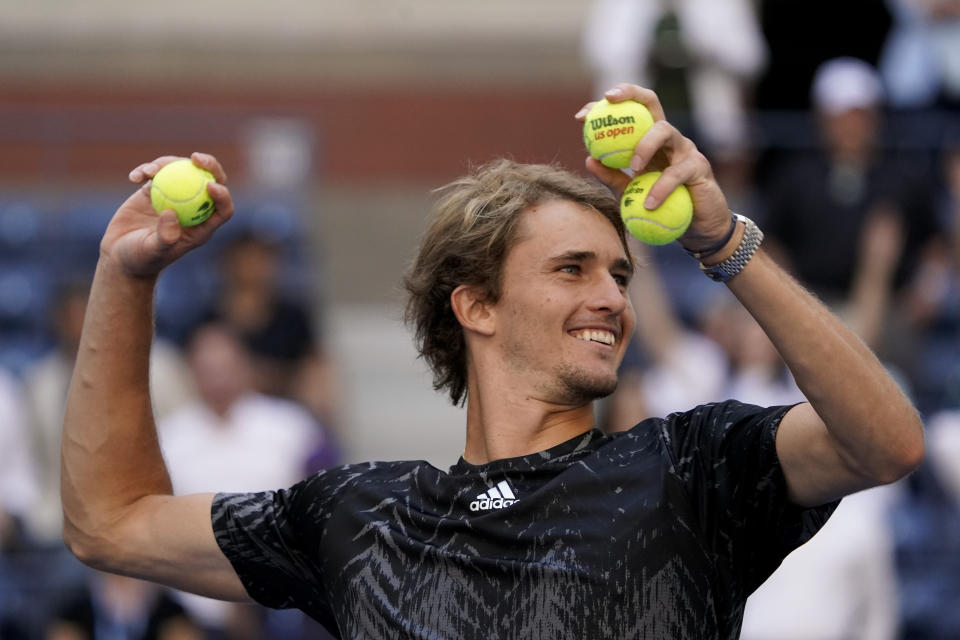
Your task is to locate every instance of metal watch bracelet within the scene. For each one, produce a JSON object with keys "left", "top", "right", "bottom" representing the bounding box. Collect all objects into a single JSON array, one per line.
[{"left": 698, "top": 214, "right": 763, "bottom": 283}]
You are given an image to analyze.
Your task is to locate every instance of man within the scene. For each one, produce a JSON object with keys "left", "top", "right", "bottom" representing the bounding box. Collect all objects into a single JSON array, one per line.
[
  {"left": 761, "top": 57, "right": 938, "bottom": 308},
  {"left": 61, "top": 85, "right": 923, "bottom": 639}
]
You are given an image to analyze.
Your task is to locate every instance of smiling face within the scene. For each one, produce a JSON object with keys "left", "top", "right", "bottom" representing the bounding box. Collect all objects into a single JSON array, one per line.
[{"left": 488, "top": 199, "right": 635, "bottom": 405}]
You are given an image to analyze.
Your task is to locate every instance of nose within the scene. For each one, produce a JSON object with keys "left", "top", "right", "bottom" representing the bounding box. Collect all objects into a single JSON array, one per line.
[{"left": 587, "top": 272, "right": 628, "bottom": 316}]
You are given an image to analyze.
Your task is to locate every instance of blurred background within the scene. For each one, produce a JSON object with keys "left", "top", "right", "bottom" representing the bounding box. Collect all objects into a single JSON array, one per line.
[{"left": 0, "top": 0, "right": 959, "bottom": 638}]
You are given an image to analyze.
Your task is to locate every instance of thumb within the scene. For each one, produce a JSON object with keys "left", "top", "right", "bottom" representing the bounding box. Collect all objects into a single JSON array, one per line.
[
  {"left": 155, "top": 210, "right": 182, "bottom": 248},
  {"left": 585, "top": 156, "right": 632, "bottom": 195}
]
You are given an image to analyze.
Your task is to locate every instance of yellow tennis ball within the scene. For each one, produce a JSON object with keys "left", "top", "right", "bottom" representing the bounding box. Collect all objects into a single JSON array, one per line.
[
  {"left": 583, "top": 98, "right": 655, "bottom": 169},
  {"left": 150, "top": 159, "right": 217, "bottom": 227},
  {"left": 620, "top": 172, "right": 693, "bottom": 245}
]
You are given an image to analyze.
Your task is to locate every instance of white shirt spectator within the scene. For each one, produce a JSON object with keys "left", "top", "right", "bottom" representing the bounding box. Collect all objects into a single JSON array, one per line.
[
  {"left": 0, "top": 368, "right": 38, "bottom": 525},
  {"left": 158, "top": 391, "right": 320, "bottom": 628},
  {"left": 740, "top": 487, "right": 900, "bottom": 640}
]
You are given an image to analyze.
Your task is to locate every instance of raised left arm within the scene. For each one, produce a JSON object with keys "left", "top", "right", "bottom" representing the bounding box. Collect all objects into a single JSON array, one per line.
[
  {"left": 724, "top": 244, "right": 923, "bottom": 506},
  {"left": 579, "top": 83, "right": 924, "bottom": 507}
]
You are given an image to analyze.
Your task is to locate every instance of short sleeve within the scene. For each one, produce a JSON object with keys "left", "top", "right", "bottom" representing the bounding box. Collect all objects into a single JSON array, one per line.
[
  {"left": 660, "top": 400, "right": 838, "bottom": 594},
  {"left": 211, "top": 467, "right": 360, "bottom": 630}
]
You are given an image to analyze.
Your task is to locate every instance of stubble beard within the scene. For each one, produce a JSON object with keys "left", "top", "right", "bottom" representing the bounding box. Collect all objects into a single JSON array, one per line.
[
  {"left": 553, "top": 364, "right": 619, "bottom": 405},
  {"left": 503, "top": 336, "right": 619, "bottom": 405}
]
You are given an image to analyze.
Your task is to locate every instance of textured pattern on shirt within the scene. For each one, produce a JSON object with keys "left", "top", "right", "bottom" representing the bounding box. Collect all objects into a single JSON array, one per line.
[{"left": 212, "top": 400, "right": 837, "bottom": 639}]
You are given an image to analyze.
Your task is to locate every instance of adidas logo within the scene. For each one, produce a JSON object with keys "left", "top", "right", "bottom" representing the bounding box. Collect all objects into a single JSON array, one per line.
[{"left": 469, "top": 480, "right": 518, "bottom": 512}]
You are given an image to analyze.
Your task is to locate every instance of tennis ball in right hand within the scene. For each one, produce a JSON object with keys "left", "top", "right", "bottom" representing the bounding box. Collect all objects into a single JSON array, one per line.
[
  {"left": 620, "top": 172, "right": 693, "bottom": 245},
  {"left": 582, "top": 98, "right": 654, "bottom": 169},
  {"left": 150, "top": 159, "right": 217, "bottom": 227}
]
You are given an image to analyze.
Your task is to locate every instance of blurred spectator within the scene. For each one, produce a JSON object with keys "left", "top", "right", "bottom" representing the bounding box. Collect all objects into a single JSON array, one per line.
[
  {"left": 740, "top": 486, "right": 901, "bottom": 640},
  {"left": 158, "top": 321, "right": 334, "bottom": 640},
  {"left": 46, "top": 572, "right": 202, "bottom": 640},
  {"left": 759, "top": 58, "right": 940, "bottom": 338},
  {"left": 0, "top": 367, "right": 36, "bottom": 549},
  {"left": 0, "top": 366, "right": 40, "bottom": 638},
  {"left": 881, "top": 0, "right": 960, "bottom": 109},
  {"left": 893, "top": 410, "right": 960, "bottom": 639},
  {"left": 201, "top": 232, "right": 340, "bottom": 437},
  {"left": 904, "top": 143, "right": 960, "bottom": 412},
  {"left": 604, "top": 242, "right": 727, "bottom": 430},
  {"left": 22, "top": 280, "right": 194, "bottom": 545},
  {"left": 700, "top": 298, "right": 806, "bottom": 408},
  {"left": 604, "top": 242, "right": 804, "bottom": 431},
  {"left": 2, "top": 280, "right": 195, "bottom": 638},
  {"left": 582, "top": 0, "right": 767, "bottom": 154}
]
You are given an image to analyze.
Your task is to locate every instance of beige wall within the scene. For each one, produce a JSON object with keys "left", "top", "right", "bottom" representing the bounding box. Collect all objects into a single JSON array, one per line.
[{"left": 0, "top": 1, "right": 594, "bottom": 85}]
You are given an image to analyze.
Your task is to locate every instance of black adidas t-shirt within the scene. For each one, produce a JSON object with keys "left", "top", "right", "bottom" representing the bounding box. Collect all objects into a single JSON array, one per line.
[{"left": 211, "top": 401, "right": 836, "bottom": 639}]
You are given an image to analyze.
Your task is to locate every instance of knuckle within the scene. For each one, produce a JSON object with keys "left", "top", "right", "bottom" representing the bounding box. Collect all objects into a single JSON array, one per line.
[
  {"left": 651, "top": 120, "right": 673, "bottom": 136},
  {"left": 692, "top": 152, "right": 713, "bottom": 175}
]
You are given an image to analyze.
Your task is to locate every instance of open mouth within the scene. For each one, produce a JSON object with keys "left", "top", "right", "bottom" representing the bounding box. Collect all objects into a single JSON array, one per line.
[{"left": 569, "top": 328, "right": 616, "bottom": 346}]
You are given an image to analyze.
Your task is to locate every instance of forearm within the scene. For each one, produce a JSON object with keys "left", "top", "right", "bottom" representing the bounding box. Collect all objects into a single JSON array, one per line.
[
  {"left": 727, "top": 248, "right": 923, "bottom": 483},
  {"left": 61, "top": 256, "right": 173, "bottom": 558}
]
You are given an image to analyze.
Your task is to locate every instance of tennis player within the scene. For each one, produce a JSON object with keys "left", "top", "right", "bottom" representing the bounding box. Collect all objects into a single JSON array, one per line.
[{"left": 61, "top": 84, "right": 923, "bottom": 639}]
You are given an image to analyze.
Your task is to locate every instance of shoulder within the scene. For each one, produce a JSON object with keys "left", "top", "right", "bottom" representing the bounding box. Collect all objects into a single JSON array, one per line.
[
  {"left": 664, "top": 399, "right": 791, "bottom": 430},
  {"left": 291, "top": 459, "right": 436, "bottom": 500},
  {"left": 629, "top": 400, "right": 793, "bottom": 469},
  {"left": 213, "top": 459, "right": 432, "bottom": 532}
]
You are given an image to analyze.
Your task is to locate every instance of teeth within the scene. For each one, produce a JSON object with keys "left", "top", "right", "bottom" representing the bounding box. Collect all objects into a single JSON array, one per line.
[{"left": 573, "top": 329, "right": 615, "bottom": 345}]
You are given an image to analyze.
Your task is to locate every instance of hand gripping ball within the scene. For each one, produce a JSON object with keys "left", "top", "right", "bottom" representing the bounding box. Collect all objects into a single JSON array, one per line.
[
  {"left": 150, "top": 158, "right": 217, "bottom": 227},
  {"left": 620, "top": 172, "right": 693, "bottom": 245}
]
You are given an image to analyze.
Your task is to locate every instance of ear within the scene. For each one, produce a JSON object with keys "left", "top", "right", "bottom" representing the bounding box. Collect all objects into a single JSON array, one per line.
[{"left": 450, "top": 284, "right": 495, "bottom": 337}]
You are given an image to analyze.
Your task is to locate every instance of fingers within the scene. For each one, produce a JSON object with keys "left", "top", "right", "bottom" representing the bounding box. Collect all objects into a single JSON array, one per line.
[
  {"left": 204, "top": 181, "right": 235, "bottom": 228},
  {"left": 128, "top": 156, "right": 181, "bottom": 183},
  {"left": 191, "top": 152, "right": 229, "bottom": 185},
  {"left": 127, "top": 152, "right": 229, "bottom": 185},
  {"left": 628, "top": 120, "right": 678, "bottom": 173},
  {"left": 574, "top": 83, "right": 666, "bottom": 122},
  {"left": 155, "top": 210, "right": 183, "bottom": 247},
  {"left": 604, "top": 84, "right": 666, "bottom": 122},
  {"left": 585, "top": 156, "right": 631, "bottom": 193},
  {"left": 642, "top": 158, "right": 702, "bottom": 209},
  {"left": 574, "top": 101, "right": 596, "bottom": 121}
]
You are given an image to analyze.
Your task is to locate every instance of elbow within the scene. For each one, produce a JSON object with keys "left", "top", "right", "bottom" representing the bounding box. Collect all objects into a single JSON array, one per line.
[
  {"left": 872, "top": 420, "right": 926, "bottom": 486},
  {"left": 62, "top": 520, "right": 114, "bottom": 572},
  {"left": 890, "top": 434, "right": 926, "bottom": 483}
]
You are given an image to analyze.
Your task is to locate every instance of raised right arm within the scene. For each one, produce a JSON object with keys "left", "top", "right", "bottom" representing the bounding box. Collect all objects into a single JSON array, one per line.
[{"left": 61, "top": 153, "right": 250, "bottom": 601}]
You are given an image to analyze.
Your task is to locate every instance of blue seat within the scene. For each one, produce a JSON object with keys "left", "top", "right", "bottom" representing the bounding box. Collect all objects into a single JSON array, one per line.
[
  {"left": 0, "top": 262, "right": 53, "bottom": 329},
  {"left": 0, "top": 201, "right": 43, "bottom": 255}
]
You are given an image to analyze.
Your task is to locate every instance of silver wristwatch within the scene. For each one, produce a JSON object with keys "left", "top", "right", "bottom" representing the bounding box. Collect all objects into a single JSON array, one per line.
[{"left": 699, "top": 214, "right": 763, "bottom": 283}]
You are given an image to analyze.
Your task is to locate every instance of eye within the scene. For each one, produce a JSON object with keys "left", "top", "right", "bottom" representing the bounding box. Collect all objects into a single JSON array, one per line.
[
  {"left": 559, "top": 264, "right": 580, "bottom": 275},
  {"left": 612, "top": 273, "right": 629, "bottom": 287}
]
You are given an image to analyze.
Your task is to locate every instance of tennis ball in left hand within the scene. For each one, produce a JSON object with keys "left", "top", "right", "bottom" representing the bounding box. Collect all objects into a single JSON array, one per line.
[
  {"left": 620, "top": 172, "right": 693, "bottom": 245},
  {"left": 583, "top": 98, "right": 655, "bottom": 169},
  {"left": 150, "top": 159, "right": 217, "bottom": 227}
]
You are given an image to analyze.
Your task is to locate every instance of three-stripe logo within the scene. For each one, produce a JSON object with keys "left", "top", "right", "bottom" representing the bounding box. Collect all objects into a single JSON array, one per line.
[{"left": 469, "top": 480, "right": 518, "bottom": 512}]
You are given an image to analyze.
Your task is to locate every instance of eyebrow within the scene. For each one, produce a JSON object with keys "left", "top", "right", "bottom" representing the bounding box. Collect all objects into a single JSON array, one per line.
[{"left": 548, "top": 251, "right": 634, "bottom": 276}]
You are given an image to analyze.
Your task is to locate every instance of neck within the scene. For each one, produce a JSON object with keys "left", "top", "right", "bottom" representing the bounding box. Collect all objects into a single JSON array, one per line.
[{"left": 462, "top": 373, "right": 596, "bottom": 464}]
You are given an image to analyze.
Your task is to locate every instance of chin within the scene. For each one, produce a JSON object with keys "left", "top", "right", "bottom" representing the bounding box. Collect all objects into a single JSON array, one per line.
[{"left": 557, "top": 367, "right": 619, "bottom": 404}]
